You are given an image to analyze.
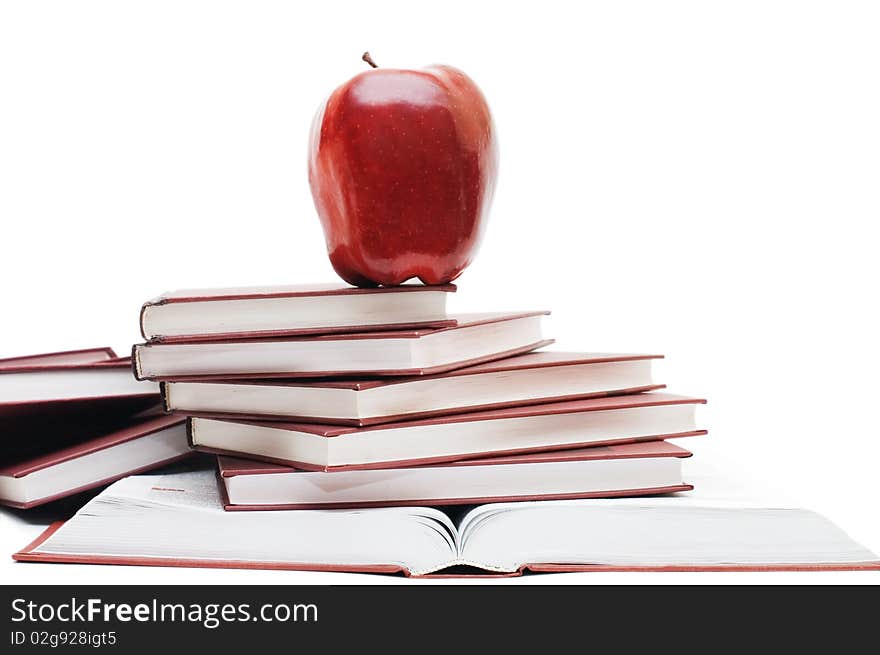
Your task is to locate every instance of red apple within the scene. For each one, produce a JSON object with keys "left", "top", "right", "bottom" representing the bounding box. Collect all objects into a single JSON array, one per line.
[{"left": 308, "top": 53, "right": 498, "bottom": 287}]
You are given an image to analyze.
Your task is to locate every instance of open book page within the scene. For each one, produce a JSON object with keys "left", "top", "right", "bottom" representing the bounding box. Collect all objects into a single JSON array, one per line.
[
  {"left": 30, "top": 470, "right": 459, "bottom": 575},
  {"left": 97, "top": 471, "right": 228, "bottom": 513},
  {"left": 23, "top": 464, "right": 879, "bottom": 576},
  {"left": 455, "top": 459, "right": 878, "bottom": 572}
]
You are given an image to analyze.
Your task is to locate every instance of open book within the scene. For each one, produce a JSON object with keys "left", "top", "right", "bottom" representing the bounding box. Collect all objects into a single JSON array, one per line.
[{"left": 16, "top": 470, "right": 878, "bottom": 576}]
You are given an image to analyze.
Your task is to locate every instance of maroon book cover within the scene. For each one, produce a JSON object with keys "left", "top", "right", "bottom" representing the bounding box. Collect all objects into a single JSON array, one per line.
[{"left": 0, "top": 347, "right": 117, "bottom": 368}]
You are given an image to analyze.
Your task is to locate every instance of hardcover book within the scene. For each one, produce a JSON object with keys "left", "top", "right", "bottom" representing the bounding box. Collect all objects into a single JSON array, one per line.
[
  {"left": 164, "top": 351, "right": 664, "bottom": 426},
  {"left": 0, "top": 414, "right": 190, "bottom": 509},
  {"left": 1, "top": 347, "right": 159, "bottom": 421},
  {"left": 217, "top": 441, "right": 694, "bottom": 510},
  {"left": 140, "top": 283, "right": 456, "bottom": 342},
  {"left": 0, "top": 347, "right": 117, "bottom": 367},
  {"left": 189, "top": 392, "right": 706, "bottom": 471},
  {"left": 134, "top": 312, "right": 551, "bottom": 380},
  {"left": 15, "top": 470, "right": 879, "bottom": 576}
]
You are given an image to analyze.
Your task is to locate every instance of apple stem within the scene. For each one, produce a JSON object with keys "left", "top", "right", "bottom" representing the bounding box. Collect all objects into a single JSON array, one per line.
[{"left": 362, "top": 52, "right": 379, "bottom": 68}]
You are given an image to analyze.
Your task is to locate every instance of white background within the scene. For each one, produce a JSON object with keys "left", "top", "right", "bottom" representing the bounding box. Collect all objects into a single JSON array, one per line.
[{"left": 1, "top": 1, "right": 878, "bottom": 584}]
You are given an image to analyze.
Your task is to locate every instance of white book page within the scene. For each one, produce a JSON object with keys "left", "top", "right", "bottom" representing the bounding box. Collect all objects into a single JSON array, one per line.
[
  {"left": 106, "top": 471, "right": 225, "bottom": 513},
  {"left": 32, "top": 470, "right": 458, "bottom": 575},
  {"left": 457, "top": 461, "right": 878, "bottom": 571}
]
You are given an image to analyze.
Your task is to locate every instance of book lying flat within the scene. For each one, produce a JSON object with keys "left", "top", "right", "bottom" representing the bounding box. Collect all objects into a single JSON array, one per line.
[
  {"left": 16, "top": 470, "right": 878, "bottom": 576},
  {"left": 164, "top": 351, "right": 663, "bottom": 426},
  {"left": 0, "top": 347, "right": 116, "bottom": 367},
  {"left": 140, "top": 283, "right": 456, "bottom": 342},
  {"left": 1, "top": 348, "right": 159, "bottom": 420},
  {"left": 0, "top": 414, "right": 190, "bottom": 509},
  {"left": 217, "top": 441, "right": 694, "bottom": 510},
  {"left": 134, "top": 312, "right": 551, "bottom": 380},
  {"left": 189, "top": 393, "right": 706, "bottom": 471}
]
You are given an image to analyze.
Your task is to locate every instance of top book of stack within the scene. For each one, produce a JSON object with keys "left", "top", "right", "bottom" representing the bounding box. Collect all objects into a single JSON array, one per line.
[{"left": 140, "top": 283, "right": 457, "bottom": 342}]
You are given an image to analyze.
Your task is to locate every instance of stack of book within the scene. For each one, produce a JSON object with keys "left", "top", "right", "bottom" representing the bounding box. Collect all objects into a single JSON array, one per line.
[
  {"left": 11, "top": 284, "right": 879, "bottom": 575},
  {"left": 0, "top": 348, "right": 189, "bottom": 509},
  {"left": 130, "top": 283, "right": 706, "bottom": 509}
]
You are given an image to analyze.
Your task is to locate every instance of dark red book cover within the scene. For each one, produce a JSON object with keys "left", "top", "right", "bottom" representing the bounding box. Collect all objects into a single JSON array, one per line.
[{"left": 0, "top": 347, "right": 117, "bottom": 368}]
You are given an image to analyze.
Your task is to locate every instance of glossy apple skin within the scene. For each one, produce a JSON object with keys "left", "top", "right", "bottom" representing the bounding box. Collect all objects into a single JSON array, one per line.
[{"left": 308, "top": 65, "right": 498, "bottom": 287}]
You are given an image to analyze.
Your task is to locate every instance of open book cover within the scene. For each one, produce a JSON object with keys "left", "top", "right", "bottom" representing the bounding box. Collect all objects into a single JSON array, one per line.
[
  {"left": 217, "top": 441, "right": 694, "bottom": 510},
  {"left": 14, "top": 470, "right": 880, "bottom": 576},
  {"left": 0, "top": 347, "right": 159, "bottom": 420},
  {"left": 140, "top": 283, "right": 457, "bottom": 342},
  {"left": 165, "top": 351, "right": 665, "bottom": 426}
]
